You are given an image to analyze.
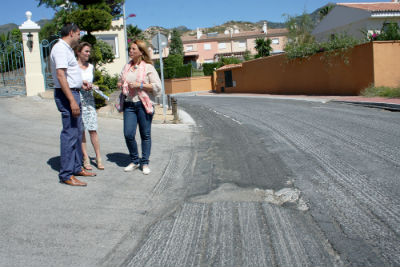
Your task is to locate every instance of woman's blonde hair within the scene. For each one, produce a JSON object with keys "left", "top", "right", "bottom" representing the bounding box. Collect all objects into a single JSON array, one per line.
[{"left": 130, "top": 40, "right": 153, "bottom": 64}]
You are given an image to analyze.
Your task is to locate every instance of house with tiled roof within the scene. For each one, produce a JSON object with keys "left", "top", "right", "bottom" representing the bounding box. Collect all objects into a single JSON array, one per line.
[
  {"left": 180, "top": 23, "right": 288, "bottom": 67},
  {"left": 148, "top": 23, "right": 288, "bottom": 67},
  {"left": 312, "top": 0, "right": 400, "bottom": 41}
]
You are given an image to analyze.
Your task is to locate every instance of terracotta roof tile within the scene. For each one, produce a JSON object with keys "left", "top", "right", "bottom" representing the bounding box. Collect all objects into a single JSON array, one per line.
[
  {"left": 216, "top": 64, "right": 242, "bottom": 71},
  {"left": 338, "top": 2, "right": 400, "bottom": 12},
  {"left": 181, "top": 28, "right": 288, "bottom": 43}
]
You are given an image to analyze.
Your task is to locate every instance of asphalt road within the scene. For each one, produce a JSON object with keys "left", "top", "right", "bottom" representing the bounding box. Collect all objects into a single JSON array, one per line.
[
  {"left": 1, "top": 95, "right": 399, "bottom": 267},
  {"left": 124, "top": 95, "right": 400, "bottom": 267}
]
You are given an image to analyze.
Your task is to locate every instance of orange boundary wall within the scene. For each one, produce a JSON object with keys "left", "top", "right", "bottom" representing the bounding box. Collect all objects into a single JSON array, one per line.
[
  {"left": 373, "top": 42, "right": 400, "bottom": 88},
  {"left": 215, "top": 41, "right": 400, "bottom": 95},
  {"left": 164, "top": 76, "right": 212, "bottom": 95}
]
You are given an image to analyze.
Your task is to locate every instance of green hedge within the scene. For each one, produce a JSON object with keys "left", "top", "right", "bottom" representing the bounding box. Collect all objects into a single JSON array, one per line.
[
  {"left": 202, "top": 63, "right": 222, "bottom": 76},
  {"left": 175, "top": 64, "right": 192, "bottom": 78},
  {"left": 158, "top": 64, "right": 192, "bottom": 79},
  {"left": 202, "top": 57, "right": 242, "bottom": 76}
]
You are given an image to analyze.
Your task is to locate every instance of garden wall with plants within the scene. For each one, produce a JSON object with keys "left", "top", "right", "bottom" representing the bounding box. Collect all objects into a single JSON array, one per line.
[{"left": 215, "top": 41, "right": 400, "bottom": 95}]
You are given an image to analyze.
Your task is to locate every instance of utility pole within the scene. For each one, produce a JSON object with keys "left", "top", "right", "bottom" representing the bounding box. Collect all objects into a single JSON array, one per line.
[{"left": 123, "top": 1, "right": 129, "bottom": 63}]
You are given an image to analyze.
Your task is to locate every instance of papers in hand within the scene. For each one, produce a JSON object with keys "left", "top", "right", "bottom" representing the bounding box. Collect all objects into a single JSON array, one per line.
[{"left": 92, "top": 86, "right": 109, "bottom": 101}]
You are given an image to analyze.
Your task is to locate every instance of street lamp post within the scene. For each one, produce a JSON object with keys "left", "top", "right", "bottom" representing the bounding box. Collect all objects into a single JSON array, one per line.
[{"left": 123, "top": 1, "right": 129, "bottom": 63}]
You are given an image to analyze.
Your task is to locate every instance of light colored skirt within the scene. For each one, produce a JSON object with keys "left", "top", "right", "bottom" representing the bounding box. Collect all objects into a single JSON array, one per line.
[{"left": 80, "top": 90, "right": 98, "bottom": 131}]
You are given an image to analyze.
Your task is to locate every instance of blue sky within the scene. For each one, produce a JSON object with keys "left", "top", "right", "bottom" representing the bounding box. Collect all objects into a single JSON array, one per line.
[{"left": 1, "top": 0, "right": 387, "bottom": 30}]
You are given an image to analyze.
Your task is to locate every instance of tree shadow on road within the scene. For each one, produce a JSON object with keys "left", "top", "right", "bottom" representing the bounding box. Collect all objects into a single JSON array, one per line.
[
  {"left": 47, "top": 156, "right": 60, "bottom": 172},
  {"left": 106, "top": 152, "right": 131, "bottom": 167}
]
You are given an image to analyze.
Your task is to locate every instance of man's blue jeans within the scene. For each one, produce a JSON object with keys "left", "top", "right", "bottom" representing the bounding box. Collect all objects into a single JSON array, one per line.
[
  {"left": 54, "top": 89, "right": 83, "bottom": 182},
  {"left": 123, "top": 101, "right": 153, "bottom": 166}
]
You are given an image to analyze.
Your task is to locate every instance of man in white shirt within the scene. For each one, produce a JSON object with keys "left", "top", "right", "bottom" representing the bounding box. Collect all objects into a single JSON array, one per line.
[{"left": 51, "top": 23, "right": 96, "bottom": 187}]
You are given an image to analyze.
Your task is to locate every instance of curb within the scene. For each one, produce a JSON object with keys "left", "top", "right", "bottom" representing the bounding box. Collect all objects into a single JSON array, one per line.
[
  {"left": 331, "top": 100, "right": 400, "bottom": 111},
  {"left": 177, "top": 108, "right": 195, "bottom": 125}
]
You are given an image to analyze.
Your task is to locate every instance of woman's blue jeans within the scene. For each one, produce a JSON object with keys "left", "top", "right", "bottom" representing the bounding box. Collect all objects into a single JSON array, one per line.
[{"left": 123, "top": 101, "right": 153, "bottom": 166}]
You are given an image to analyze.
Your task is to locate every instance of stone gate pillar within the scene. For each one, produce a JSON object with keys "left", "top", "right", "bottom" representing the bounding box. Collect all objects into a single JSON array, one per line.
[{"left": 19, "top": 11, "right": 45, "bottom": 96}]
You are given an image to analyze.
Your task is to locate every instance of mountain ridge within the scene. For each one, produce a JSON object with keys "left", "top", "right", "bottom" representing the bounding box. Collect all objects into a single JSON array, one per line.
[
  {"left": 141, "top": 4, "right": 333, "bottom": 39},
  {"left": 0, "top": 19, "right": 51, "bottom": 35},
  {"left": 0, "top": 4, "right": 333, "bottom": 38}
]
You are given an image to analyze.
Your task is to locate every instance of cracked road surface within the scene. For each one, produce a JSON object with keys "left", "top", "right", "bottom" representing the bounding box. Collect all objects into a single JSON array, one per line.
[
  {"left": 1, "top": 96, "right": 399, "bottom": 267},
  {"left": 121, "top": 96, "right": 400, "bottom": 267}
]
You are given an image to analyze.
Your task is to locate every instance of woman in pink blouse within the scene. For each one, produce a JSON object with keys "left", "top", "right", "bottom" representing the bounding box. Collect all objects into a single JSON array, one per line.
[{"left": 118, "top": 40, "right": 162, "bottom": 175}]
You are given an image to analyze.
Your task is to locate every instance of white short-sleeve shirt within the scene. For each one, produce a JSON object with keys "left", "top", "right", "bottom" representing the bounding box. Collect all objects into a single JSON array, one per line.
[{"left": 50, "top": 39, "right": 83, "bottom": 89}]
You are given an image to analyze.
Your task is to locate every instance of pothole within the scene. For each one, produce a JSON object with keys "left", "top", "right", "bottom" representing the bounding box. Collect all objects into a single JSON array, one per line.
[{"left": 190, "top": 183, "right": 309, "bottom": 211}]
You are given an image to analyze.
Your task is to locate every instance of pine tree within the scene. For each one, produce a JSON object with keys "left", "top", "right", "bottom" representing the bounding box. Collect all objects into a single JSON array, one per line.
[{"left": 169, "top": 29, "right": 184, "bottom": 56}]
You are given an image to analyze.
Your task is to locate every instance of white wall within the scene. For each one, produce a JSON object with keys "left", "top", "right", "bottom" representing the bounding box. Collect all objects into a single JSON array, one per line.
[
  {"left": 93, "top": 18, "right": 127, "bottom": 76},
  {"left": 313, "top": 6, "right": 370, "bottom": 41}
]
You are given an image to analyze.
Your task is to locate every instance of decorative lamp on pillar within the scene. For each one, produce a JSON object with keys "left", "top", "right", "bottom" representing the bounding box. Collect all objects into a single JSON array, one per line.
[
  {"left": 19, "top": 11, "right": 45, "bottom": 96},
  {"left": 27, "top": 32, "right": 33, "bottom": 49}
]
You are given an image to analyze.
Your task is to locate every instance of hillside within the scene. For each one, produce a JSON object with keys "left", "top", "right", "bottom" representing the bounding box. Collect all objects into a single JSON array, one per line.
[
  {"left": 0, "top": 19, "right": 51, "bottom": 35},
  {"left": 0, "top": 4, "right": 333, "bottom": 38},
  {"left": 142, "top": 20, "right": 286, "bottom": 39},
  {"left": 0, "top": 23, "right": 18, "bottom": 35},
  {"left": 141, "top": 4, "right": 333, "bottom": 39}
]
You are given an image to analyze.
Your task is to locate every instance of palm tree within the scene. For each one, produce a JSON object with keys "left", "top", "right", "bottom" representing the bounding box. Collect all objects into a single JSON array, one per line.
[
  {"left": 127, "top": 25, "right": 144, "bottom": 41},
  {"left": 255, "top": 38, "right": 272, "bottom": 58}
]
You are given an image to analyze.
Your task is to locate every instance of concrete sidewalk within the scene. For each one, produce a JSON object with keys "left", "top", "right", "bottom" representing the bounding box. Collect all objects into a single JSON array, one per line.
[
  {"left": 39, "top": 89, "right": 179, "bottom": 123},
  {"left": 0, "top": 95, "right": 194, "bottom": 267}
]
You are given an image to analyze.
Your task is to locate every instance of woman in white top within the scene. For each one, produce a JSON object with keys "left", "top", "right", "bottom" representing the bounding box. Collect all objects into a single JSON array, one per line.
[
  {"left": 75, "top": 42, "right": 104, "bottom": 170},
  {"left": 118, "top": 40, "right": 161, "bottom": 175}
]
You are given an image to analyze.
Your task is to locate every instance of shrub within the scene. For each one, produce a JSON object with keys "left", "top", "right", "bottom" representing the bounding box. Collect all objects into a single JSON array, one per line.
[
  {"left": 102, "top": 72, "right": 119, "bottom": 92},
  {"left": 202, "top": 57, "right": 242, "bottom": 75},
  {"left": 203, "top": 62, "right": 222, "bottom": 76},
  {"left": 84, "top": 38, "right": 115, "bottom": 67},
  {"left": 368, "top": 22, "right": 400, "bottom": 41},
  {"left": 162, "top": 64, "right": 192, "bottom": 79},
  {"left": 93, "top": 69, "right": 119, "bottom": 108},
  {"left": 219, "top": 56, "right": 242, "bottom": 65},
  {"left": 284, "top": 41, "right": 320, "bottom": 59},
  {"left": 160, "top": 54, "right": 193, "bottom": 79},
  {"left": 164, "top": 54, "right": 183, "bottom": 69},
  {"left": 243, "top": 50, "right": 252, "bottom": 61},
  {"left": 93, "top": 85, "right": 108, "bottom": 109},
  {"left": 361, "top": 85, "right": 400, "bottom": 98},
  {"left": 175, "top": 64, "right": 192, "bottom": 78},
  {"left": 284, "top": 33, "right": 360, "bottom": 63}
]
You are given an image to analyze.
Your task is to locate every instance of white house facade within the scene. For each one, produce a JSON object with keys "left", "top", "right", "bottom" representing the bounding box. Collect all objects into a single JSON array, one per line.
[
  {"left": 93, "top": 18, "right": 128, "bottom": 75},
  {"left": 312, "top": 1, "right": 400, "bottom": 41}
]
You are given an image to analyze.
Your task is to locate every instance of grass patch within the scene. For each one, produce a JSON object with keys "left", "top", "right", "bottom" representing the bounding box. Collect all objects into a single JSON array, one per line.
[
  {"left": 360, "top": 85, "right": 400, "bottom": 98},
  {"left": 192, "top": 69, "right": 205, "bottom": 77}
]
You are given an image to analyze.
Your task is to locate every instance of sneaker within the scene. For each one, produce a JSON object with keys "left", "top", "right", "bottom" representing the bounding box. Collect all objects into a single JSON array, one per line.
[
  {"left": 124, "top": 163, "right": 139, "bottom": 172},
  {"left": 142, "top": 165, "right": 151, "bottom": 175}
]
